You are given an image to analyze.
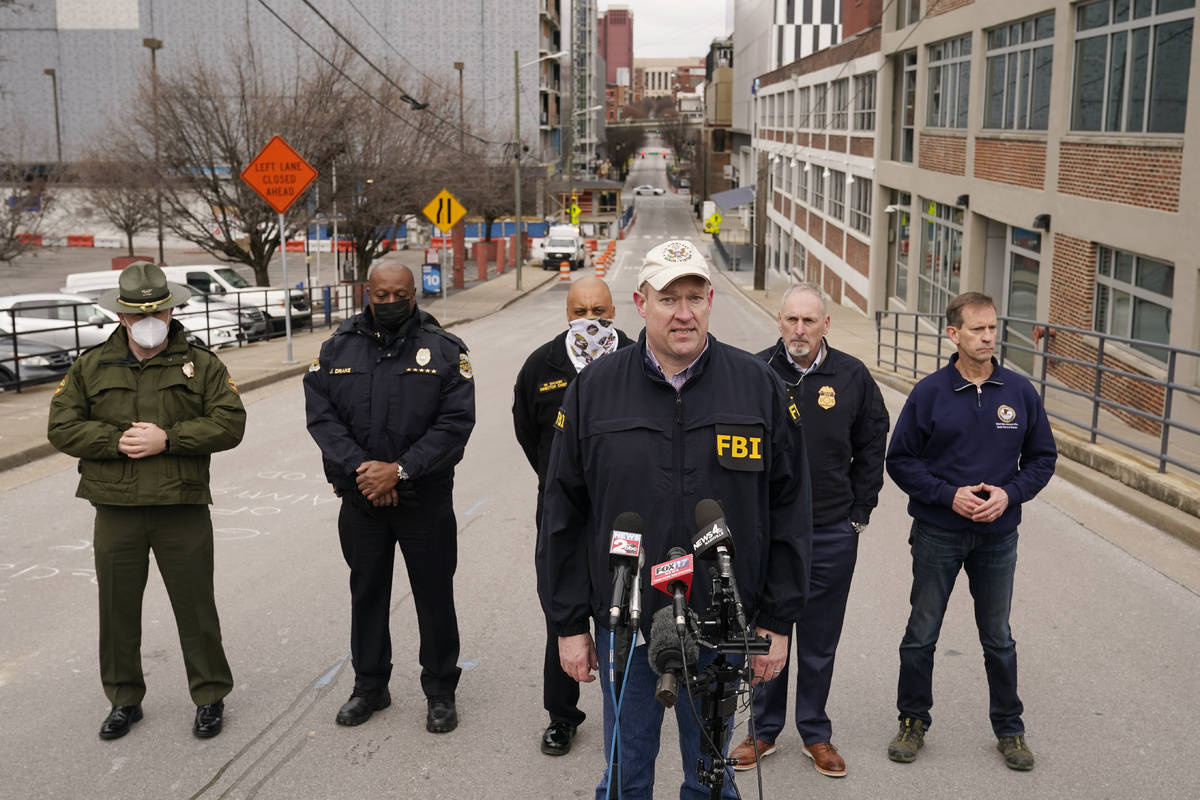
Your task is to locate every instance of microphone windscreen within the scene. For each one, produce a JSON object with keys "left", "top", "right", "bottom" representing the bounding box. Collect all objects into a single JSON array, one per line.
[
  {"left": 614, "top": 511, "right": 645, "bottom": 535},
  {"left": 647, "top": 606, "right": 678, "bottom": 675},
  {"left": 694, "top": 498, "right": 724, "bottom": 530}
]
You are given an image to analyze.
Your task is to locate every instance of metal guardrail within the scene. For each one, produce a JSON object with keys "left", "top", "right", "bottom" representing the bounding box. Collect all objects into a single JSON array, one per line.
[
  {"left": 0, "top": 283, "right": 373, "bottom": 393},
  {"left": 875, "top": 310, "right": 1200, "bottom": 478}
]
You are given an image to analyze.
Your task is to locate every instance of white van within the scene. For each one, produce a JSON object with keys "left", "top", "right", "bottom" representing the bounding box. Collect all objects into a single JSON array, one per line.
[{"left": 542, "top": 224, "right": 586, "bottom": 271}]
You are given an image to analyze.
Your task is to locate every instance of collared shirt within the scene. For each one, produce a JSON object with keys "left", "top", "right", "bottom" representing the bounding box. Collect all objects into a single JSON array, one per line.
[
  {"left": 644, "top": 340, "right": 710, "bottom": 391},
  {"left": 785, "top": 342, "right": 826, "bottom": 379}
]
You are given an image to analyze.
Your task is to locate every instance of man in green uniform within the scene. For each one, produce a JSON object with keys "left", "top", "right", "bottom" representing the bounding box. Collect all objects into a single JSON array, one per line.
[{"left": 47, "top": 261, "right": 246, "bottom": 741}]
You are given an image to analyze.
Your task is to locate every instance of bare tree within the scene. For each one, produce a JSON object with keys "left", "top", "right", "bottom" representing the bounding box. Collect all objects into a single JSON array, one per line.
[
  {"left": 0, "top": 174, "right": 53, "bottom": 264},
  {"left": 114, "top": 48, "right": 349, "bottom": 285},
  {"left": 603, "top": 127, "right": 646, "bottom": 181},
  {"left": 76, "top": 157, "right": 158, "bottom": 256}
]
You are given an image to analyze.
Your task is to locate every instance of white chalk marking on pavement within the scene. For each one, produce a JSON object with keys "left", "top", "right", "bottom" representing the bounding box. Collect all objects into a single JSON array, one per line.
[
  {"left": 465, "top": 497, "right": 488, "bottom": 516},
  {"left": 315, "top": 653, "right": 350, "bottom": 688}
]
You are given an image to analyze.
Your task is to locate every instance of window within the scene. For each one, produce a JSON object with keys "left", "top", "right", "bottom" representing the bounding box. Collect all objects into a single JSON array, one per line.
[
  {"left": 893, "top": 191, "right": 912, "bottom": 301},
  {"left": 598, "top": 191, "right": 617, "bottom": 213},
  {"left": 786, "top": 90, "right": 795, "bottom": 128},
  {"left": 898, "top": 51, "right": 918, "bottom": 161},
  {"left": 797, "top": 161, "right": 809, "bottom": 204},
  {"left": 1071, "top": 0, "right": 1194, "bottom": 133},
  {"left": 927, "top": 35, "right": 972, "bottom": 128},
  {"left": 1094, "top": 246, "right": 1174, "bottom": 361},
  {"left": 828, "top": 170, "right": 846, "bottom": 220},
  {"left": 831, "top": 79, "right": 849, "bottom": 129},
  {"left": 812, "top": 166, "right": 826, "bottom": 211},
  {"left": 849, "top": 177, "right": 872, "bottom": 234},
  {"left": 792, "top": 238, "right": 806, "bottom": 281},
  {"left": 918, "top": 199, "right": 964, "bottom": 317},
  {"left": 854, "top": 73, "right": 877, "bottom": 130},
  {"left": 985, "top": 13, "right": 1055, "bottom": 130},
  {"left": 899, "top": 0, "right": 920, "bottom": 27},
  {"left": 1003, "top": 227, "right": 1042, "bottom": 374},
  {"left": 797, "top": 87, "right": 810, "bottom": 128},
  {"left": 784, "top": 158, "right": 793, "bottom": 194},
  {"left": 813, "top": 84, "right": 828, "bottom": 130}
]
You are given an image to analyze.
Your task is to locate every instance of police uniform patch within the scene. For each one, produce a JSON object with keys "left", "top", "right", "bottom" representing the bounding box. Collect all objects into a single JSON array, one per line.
[
  {"left": 554, "top": 408, "right": 566, "bottom": 430},
  {"left": 182, "top": 361, "right": 195, "bottom": 378},
  {"left": 308, "top": 357, "right": 321, "bottom": 372},
  {"left": 53, "top": 377, "right": 67, "bottom": 396},
  {"left": 715, "top": 424, "right": 765, "bottom": 472},
  {"left": 416, "top": 347, "right": 431, "bottom": 367},
  {"left": 787, "top": 402, "right": 800, "bottom": 422},
  {"left": 539, "top": 378, "right": 568, "bottom": 393},
  {"left": 459, "top": 353, "right": 473, "bottom": 379},
  {"left": 227, "top": 376, "right": 239, "bottom": 394},
  {"left": 817, "top": 385, "right": 836, "bottom": 410},
  {"left": 996, "top": 404, "right": 1018, "bottom": 429}
]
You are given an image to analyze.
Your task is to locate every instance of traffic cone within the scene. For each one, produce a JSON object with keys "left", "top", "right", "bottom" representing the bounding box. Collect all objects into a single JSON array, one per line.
[
  {"left": 559, "top": 260, "right": 571, "bottom": 281},
  {"left": 596, "top": 261, "right": 607, "bottom": 278}
]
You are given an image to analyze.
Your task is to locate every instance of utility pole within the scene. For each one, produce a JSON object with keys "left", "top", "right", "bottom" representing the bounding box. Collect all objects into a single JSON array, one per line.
[
  {"left": 142, "top": 37, "right": 165, "bottom": 265},
  {"left": 513, "top": 50, "right": 524, "bottom": 291},
  {"left": 454, "top": 61, "right": 465, "bottom": 151},
  {"left": 43, "top": 69, "right": 62, "bottom": 164}
]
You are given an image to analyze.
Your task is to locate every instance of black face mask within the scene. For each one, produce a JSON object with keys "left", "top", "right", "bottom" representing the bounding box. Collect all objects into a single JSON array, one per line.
[{"left": 372, "top": 299, "right": 414, "bottom": 333}]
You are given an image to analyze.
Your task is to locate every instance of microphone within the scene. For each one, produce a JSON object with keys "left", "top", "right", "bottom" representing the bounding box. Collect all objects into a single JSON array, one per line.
[
  {"left": 647, "top": 606, "right": 699, "bottom": 708},
  {"left": 692, "top": 499, "right": 748, "bottom": 633},
  {"left": 650, "top": 547, "right": 693, "bottom": 634},
  {"left": 608, "top": 512, "right": 644, "bottom": 630},
  {"left": 628, "top": 550, "right": 646, "bottom": 629}
]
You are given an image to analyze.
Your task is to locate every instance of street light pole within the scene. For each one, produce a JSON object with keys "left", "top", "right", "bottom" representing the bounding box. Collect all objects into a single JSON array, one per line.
[
  {"left": 513, "top": 50, "right": 524, "bottom": 291},
  {"left": 454, "top": 61, "right": 465, "bottom": 152},
  {"left": 142, "top": 37, "right": 164, "bottom": 265},
  {"left": 43, "top": 69, "right": 62, "bottom": 164}
]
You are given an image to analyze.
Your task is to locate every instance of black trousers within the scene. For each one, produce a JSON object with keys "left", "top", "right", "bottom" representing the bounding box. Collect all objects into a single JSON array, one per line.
[
  {"left": 338, "top": 497, "right": 461, "bottom": 698},
  {"left": 544, "top": 616, "right": 585, "bottom": 727}
]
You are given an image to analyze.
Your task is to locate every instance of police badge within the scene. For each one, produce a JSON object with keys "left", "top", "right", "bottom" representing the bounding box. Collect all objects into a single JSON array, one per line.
[
  {"left": 416, "top": 347, "right": 431, "bottom": 367},
  {"left": 182, "top": 361, "right": 195, "bottom": 378}
]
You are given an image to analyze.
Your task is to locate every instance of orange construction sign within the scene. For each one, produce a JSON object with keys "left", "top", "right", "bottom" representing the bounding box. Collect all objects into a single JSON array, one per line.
[{"left": 241, "top": 135, "right": 318, "bottom": 214}]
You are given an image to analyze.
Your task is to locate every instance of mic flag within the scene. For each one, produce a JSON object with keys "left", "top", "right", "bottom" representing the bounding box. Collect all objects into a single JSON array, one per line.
[
  {"left": 608, "top": 512, "right": 644, "bottom": 629},
  {"left": 692, "top": 498, "right": 736, "bottom": 561},
  {"left": 650, "top": 548, "right": 693, "bottom": 601}
]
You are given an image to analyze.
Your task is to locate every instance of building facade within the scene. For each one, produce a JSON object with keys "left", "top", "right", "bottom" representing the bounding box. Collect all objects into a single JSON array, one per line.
[{"left": 598, "top": 4, "right": 634, "bottom": 86}]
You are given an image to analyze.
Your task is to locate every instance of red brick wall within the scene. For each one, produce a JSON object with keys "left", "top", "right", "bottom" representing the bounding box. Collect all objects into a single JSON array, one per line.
[
  {"left": 797, "top": 133, "right": 810, "bottom": 147},
  {"left": 850, "top": 136, "right": 874, "bottom": 158},
  {"left": 974, "top": 137, "right": 1046, "bottom": 189},
  {"left": 843, "top": 0, "right": 883, "bottom": 38},
  {"left": 809, "top": 211, "right": 824, "bottom": 240},
  {"left": 783, "top": 198, "right": 792, "bottom": 218},
  {"left": 807, "top": 255, "right": 823, "bottom": 284},
  {"left": 828, "top": 134, "right": 847, "bottom": 153},
  {"left": 1048, "top": 233, "right": 1166, "bottom": 434},
  {"left": 825, "top": 221, "right": 844, "bottom": 258},
  {"left": 1057, "top": 143, "right": 1182, "bottom": 212},
  {"left": 823, "top": 268, "right": 843, "bottom": 303},
  {"left": 927, "top": 0, "right": 974, "bottom": 17},
  {"left": 812, "top": 133, "right": 826, "bottom": 151},
  {"left": 794, "top": 205, "right": 805, "bottom": 228},
  {"left": 918, "top": 133, "right": 966, "bottom": 175},
  {"left": 845, "top": 234, "right": 870, "bottom": 277}
]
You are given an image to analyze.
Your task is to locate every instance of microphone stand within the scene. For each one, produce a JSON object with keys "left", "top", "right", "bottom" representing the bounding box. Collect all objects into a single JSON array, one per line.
[{"left": 607, "top": 612, "right": 635, "bottom": 800}]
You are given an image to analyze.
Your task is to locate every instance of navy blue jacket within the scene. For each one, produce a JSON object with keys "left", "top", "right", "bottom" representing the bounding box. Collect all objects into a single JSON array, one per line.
[
  {"left": 303, "top": 307, "right": 475, "bottom": 498},
  {"left": 540, "top": 331, "right": 812, "bottom": 639},
  {"left": 886, "top": 354, "right": 1056, "bottom": 532},
  {"left": 759, "top": 339, "right": 889, "bottom": 528}
]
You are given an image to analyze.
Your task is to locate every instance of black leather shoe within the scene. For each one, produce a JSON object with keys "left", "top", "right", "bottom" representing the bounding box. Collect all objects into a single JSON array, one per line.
[
  {"left": 193, "top": 701, "right": 224, "bottom": 739},
  {"left": 336, "top": 687, "right": 391, "bottom": 726},
  {"left": 426, "top": 695, "right": 457, "bottom": 733},
  {"left": 541, "top": 721, "right": 576, "bottom": 755},
  {"left": 99, "top": 705, "right": 143, "bottom": 740}
]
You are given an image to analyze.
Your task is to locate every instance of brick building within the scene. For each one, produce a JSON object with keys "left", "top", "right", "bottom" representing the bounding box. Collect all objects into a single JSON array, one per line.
[
  {"left": 598, "top": 5, "right": 634, "bottom": 85},
  {"left": 753, "top": 0, "right": 1199, "bottom": 431}
]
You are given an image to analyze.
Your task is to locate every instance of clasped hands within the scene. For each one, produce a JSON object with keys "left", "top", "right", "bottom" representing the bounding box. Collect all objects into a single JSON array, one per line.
[
  {"left": 952, "top": 483, "right": 1010, "bottom": 523},
  {"left": 355, "top": 460, "right": 413, "bottom": 507}
]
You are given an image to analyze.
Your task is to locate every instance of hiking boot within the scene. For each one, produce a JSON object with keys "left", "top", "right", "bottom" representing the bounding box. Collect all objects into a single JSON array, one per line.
[
  {"left": 997, "top": 734, "right": 1035, "bottom": 771},
  {"left": 887, "top": 717, "right": 926, "bottom": 763}
]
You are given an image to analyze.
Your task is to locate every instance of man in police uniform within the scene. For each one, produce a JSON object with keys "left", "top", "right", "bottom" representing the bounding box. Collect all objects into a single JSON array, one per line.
[
  {"left": 731, "top": 282, "right": 889, "bottom": 777},
  {"left": 48, "top": 261, "right": 246, "bottom": 741},
  {"left": 512, "top": 276, "right": 634, "bottom": 756},
  {"left": 541, "top": 240, "right": 812, "bottom": 799},
  {"left": 304, "top": 263, "right": 475, "bottom": 733}
]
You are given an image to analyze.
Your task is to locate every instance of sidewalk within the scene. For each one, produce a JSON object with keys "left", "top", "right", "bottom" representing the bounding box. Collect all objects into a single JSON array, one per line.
[{"left": 0, "top": 263, "right": 560, "bottom": 473}]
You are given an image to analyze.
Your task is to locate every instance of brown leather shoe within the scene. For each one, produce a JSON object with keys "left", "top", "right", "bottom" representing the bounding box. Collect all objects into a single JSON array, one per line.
[
  {"left": 803, "top": 742, "right": 846, "bottom": 777},
  {"left": 730, "top": 735, "right": 776, "bottom": 771}
]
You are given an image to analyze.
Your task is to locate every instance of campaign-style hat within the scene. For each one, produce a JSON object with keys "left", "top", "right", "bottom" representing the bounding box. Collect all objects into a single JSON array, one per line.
[
  {"left": 97, "top": 261, "right": 191, "bottom": 314},
  {"left": 636, "top": 240, "right": 711, "bottom": 291}
]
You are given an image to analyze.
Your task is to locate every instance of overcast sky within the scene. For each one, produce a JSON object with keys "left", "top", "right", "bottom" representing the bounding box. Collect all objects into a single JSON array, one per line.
[{"left": 598, "top": 0, "right": 732, "bottom": 59}]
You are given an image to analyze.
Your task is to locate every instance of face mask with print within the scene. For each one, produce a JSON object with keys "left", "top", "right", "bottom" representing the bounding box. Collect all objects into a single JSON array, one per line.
[
  {"left": 128, "top": 316, "right": 169, "bottom": 348},
  {"left": 565, "top": 316, "right": 618, "bottom": 372}
]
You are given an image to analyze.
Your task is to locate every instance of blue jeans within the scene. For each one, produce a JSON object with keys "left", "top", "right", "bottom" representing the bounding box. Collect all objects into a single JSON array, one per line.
[
  {"left": 594, "top": 626, "right": 741, "bottom": 800},
  {"left": 897, "top": 520, "right": 1024, "bottom": 737}
]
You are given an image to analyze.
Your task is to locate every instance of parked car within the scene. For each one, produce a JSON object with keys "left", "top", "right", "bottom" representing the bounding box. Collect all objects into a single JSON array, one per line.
[
  {"left": 0, "top": 292, "right": 239, "bottom": 353},
  {"left": 159, "top": 265, "right": 311, "bottom": 336},
  {"left": 0, "top": 331, "right": 74, "bottom": 391},
  {"left": 64, "top": 271, "right": 269, "bottom": 342},
  {"left": 633, "top": 184, "right": 665, "bottom": 196}
]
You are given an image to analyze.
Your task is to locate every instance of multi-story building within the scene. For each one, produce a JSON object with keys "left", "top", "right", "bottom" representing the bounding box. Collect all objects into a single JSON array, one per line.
[
  {"left": 570, "top": 0, "right": 604, "bottom": 176},
  {"left": 0, "top": 0, "right": 565, "bottom": 167},
  {"left": 702, "top": 38, "right": 736, "bottom": 200},
  {"left": 598, "top": 4, "right": 634, "bottom": 86},
  {"left": 636, "top": 57, "right": 690, "bottom": 98}
]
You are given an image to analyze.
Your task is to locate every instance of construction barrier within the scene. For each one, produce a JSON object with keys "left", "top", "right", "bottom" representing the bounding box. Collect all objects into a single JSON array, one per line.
[
  {"left": 559, "top": 260, "right": 571, "bottom": 281},
  {"left": 596, "top": 262, "right": 606, "bottom": 279},
  {"left": 66, "top": 235, "right": 94, "bottom": 247}
]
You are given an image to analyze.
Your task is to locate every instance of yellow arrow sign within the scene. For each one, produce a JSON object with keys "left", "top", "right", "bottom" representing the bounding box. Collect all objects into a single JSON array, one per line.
[{"left": 423, "top": 188, "right": 467, "bottom": 230}]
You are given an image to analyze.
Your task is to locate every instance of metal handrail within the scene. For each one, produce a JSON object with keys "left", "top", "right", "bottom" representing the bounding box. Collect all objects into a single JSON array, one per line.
[{"left": 875, "top": 310, "right": 1200, "bottom": 477}]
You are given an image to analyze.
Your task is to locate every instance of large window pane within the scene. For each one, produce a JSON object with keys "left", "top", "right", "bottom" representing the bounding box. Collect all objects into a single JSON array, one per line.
[
  {"left": 1106, "top": 31, "right": 1129, "bottom": 130},
  {"left": 1148, "top": 19, "right": 1192, "bottom": 132},
  {"left": 1073, "top": 37, "right": 1108, "bottom": 129},
  {"left": 1030, "top": 46, "right": 1054, "bottom": 128},
  {"left": 1135, "top": 257, "right": 1174, "bottom": 294},
  {"left": 1078, "top": 0, "right": 1110, "bottom": 30},
  {"left": 1128, "top": 27, "right": 1151, "bottom": 130}
]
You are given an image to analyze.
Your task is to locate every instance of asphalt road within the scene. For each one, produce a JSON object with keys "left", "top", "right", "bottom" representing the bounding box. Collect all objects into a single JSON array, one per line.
[{"left": 2, "top": 156, "right": 1199, "bottom": 799}]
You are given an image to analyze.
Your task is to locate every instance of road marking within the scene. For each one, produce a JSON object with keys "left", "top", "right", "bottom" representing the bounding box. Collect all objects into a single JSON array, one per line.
[
  {"left": 314, "top": 653, "right": 350, "bottom": 688},
  {"left": 465, "top": 497, "right": 488, "bottom": 516}
]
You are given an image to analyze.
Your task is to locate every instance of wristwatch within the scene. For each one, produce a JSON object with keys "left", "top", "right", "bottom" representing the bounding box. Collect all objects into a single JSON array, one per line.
[
  {"left": 396, "top": 463, "right": 409, "bottom": 481},
  {"left": 850, "top": 521, "right": 866, "bottom": 535}
]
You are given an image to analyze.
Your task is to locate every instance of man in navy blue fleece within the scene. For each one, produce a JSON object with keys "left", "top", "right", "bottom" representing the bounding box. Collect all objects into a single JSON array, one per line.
[{"left": 884, "top": 291, "right": 1056, "bottom": 772}]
